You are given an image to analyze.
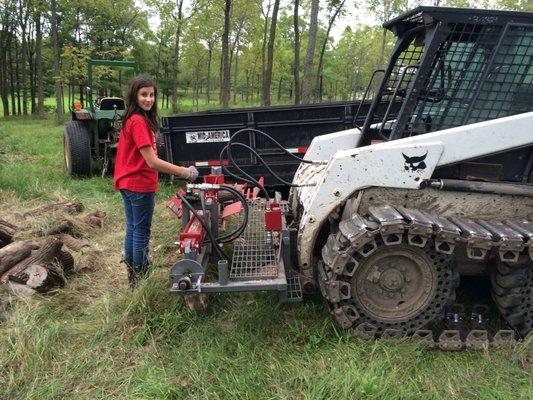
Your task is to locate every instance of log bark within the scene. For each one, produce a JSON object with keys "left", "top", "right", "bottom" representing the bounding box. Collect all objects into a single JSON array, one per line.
[
  {"left": 82, "top": 210, "right": 106, "bottom": 228},
  {"left": 35, "top": 234, "right": 88, "bottom": 253},
  {"left": 15, "top": 201, "right": 84, "bottom": 220},
  {"left": 1, "top": 237, "right": 63, "bottom": 283},
  {"left": 57, "top": 234, "right": 89, "bottom": 252},
  {"left": 56, "top": 250, "right": 74, "bottom": 275},
  {"left": 0, "top": 219, "right": 18, "bottom": 243},
  {"left": 46, "top": 220, "right": 75, "bottom": 235},
  {"left": 0, "top": 241, "right": 35, "bottom": 274}
]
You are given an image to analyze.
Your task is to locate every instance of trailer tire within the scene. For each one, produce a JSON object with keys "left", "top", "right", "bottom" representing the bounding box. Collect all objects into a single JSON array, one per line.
[{"left": 64, "top": 121, "right": 92, "bottom": 176}]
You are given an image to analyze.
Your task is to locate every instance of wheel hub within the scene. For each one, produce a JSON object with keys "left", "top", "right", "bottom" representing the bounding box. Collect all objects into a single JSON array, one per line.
[
  {"left": 378, "top": 268, "right": 405, "bottom": 291},
  {"left": 354, "top": 245, "right": 436, "bottom": 322}
]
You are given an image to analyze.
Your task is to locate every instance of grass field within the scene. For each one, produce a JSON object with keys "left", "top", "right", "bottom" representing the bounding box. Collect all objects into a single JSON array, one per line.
[{"left": 0, "top": 116, "right": 531, "bottom": 400}]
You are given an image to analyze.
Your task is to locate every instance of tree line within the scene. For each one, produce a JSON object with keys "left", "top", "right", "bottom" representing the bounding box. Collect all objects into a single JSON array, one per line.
[{"left": 0, "top": 0, "right": 529, "bottom": 121}]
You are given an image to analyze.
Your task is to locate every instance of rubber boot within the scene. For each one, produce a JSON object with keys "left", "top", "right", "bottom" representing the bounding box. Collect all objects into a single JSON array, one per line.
[{"left": 125, "top": 262, "right": 138, "bottom": 289}]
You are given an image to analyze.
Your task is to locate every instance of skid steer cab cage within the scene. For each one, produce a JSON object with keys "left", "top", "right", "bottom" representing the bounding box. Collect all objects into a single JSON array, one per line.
[
  {"left": 360, "top": 7, "right": 533, "bottom": 147},
  {"left": 168, "top": 168, "right": 302, "bottom": 302}
]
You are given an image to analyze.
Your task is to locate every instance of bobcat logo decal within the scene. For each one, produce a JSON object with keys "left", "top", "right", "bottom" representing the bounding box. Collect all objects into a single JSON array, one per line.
[{"left": 403, "top": 152, "right": 428, "bottom": 171}]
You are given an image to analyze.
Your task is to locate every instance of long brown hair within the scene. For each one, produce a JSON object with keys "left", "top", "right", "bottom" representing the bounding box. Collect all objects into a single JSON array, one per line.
[{"left": 122, "top": 75, "right": 160, "bottom": 133}]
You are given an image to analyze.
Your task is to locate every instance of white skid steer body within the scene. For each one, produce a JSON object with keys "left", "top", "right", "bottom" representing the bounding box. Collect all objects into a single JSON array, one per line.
[{"left": 291, "top": 111, "right": 533, "bottom": 270}]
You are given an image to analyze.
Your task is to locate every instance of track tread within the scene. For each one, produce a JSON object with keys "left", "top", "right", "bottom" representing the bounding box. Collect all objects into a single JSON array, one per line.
[{"left": 320, "top": 204, "right": 533, "bottom": 347}]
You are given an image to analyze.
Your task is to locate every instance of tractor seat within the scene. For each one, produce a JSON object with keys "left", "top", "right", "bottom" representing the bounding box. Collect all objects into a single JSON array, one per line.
[{"left": 99, "top": 97, "right": 125, "bottom": 110}]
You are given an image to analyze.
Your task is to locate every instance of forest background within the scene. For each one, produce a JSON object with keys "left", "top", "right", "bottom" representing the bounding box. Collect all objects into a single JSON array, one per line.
[{"left": 0, "top": 0, "right": 531, "bottom": 121}]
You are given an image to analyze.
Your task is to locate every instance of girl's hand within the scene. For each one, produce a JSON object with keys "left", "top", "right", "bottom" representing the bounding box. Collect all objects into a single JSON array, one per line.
[{"left": 187, "top": 166, "right": 199, "bottom": 181}]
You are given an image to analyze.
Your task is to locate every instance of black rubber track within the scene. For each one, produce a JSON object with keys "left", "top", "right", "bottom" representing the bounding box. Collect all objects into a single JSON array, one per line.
[
  {"left": 64, "top": 121, "right": 92, "bottom": 176},
  {"left": 491, "top": 257, "right": 533, "bottom": 338},
  {"left": 321, "top": 220, "right": 459, "bottom": 336}
]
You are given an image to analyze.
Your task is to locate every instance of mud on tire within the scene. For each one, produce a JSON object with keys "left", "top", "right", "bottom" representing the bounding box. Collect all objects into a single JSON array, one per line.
[{"left": 320, "top": 217, "right": 459, "bottom": 336}]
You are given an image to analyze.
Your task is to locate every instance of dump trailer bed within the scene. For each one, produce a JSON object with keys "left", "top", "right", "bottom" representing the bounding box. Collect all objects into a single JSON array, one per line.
[{"left": 160, "top": 100, "right": 399, "bottom": 187}]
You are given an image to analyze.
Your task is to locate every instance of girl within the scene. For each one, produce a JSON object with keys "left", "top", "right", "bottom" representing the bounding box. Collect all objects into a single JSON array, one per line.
[{"left": 114, "top": 75, "right": 198, "bottom": 285}]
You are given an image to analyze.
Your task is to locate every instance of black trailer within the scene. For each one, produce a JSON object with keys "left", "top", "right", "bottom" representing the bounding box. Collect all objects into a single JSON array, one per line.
[{"left": 160, "top": 100, "right": 398, "bottom": 186}]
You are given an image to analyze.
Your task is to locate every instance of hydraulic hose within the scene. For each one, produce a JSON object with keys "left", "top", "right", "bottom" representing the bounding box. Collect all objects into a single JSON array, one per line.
[
  {"left": 228, "top": 127, "right": 315, "bottom": 165},
  {"left": 227, "top": 143, "right": 310, "bottom": 188},
  {"left": 221, "top": 127, "right": 320, "bottom": 194},
  {"left": 216, "top": 185, "right": 249, "bottom": 243},
  {"left": 220, "top": 144, "right": 270, "bottom": 201}
]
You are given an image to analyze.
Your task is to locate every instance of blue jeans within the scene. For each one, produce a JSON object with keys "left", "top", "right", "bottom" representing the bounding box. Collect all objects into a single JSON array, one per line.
[{"left": 120, "top": 190, "right": 155, "bottom": 275}]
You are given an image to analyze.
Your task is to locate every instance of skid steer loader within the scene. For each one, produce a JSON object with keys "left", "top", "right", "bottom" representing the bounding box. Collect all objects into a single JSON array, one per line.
[{"left": 168, "top": 7, "right": 533, "bottom": 350}]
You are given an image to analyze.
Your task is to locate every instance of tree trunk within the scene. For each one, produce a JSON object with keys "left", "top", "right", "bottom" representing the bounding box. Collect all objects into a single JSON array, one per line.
[
  {"left": 16, "top": 41, "right": 21, "bottom": 115},
  {"left": 378, "top": 28, "right": 387, "bottom": 70},
  {"left": 292, "top": 0, "right": 301, "bottom": 105},
  {"left": 206, "top": 42, "right": 212, "bottom": 103},
  {"left": 9, "top": 33, "right": 15, "bottom": 116},
  {"left": 0, "top": 3, "right": 13, "bottom": 117},
  {"left": 233, "top": 47, "right": 239, "bottom": 103},
  {"left": 261, "top": 0, "right": 280, "bottom": 107},
  {"left": 315, "top": 0, "right": 346, "bottom": 100},
  {"left": 28, "top": 20, "right": 36, "bottom": 114},
  {"left": 260, "top": 1, "right": 271, "bottom": 93},
  {"left": 35, "top": 11, "right": 44, "bottom": 117},
  {"left": 50, "top": 0, "right": 63, "bottom": 123},
  {"left": 245, "top": 70, "right": 250, "bottom": 102},
  {"left": 18, "top": 2, "right": 29, "bottom": 116},
  {"left": 220, "top": 0, "right": 231, "bottom": 108},
  {"left": 171, "top": 0, "right": 184, "bottom": 113},
  {"left": 301, "top": 0, "right": 319, "bottom": 104},
  {"left": 155, "top": 36, "right": 162, "bottom": 82}
]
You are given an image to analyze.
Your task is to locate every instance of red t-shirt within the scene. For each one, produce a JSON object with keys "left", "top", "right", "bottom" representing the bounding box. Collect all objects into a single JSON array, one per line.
[{"left": 114, "top": 114, "right": 158, "bottom": 192}]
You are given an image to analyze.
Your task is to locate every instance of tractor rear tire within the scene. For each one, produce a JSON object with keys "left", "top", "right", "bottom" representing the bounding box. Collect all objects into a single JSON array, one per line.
[{"left": 64, "top": 121, "right": 92, "bottom": 176}]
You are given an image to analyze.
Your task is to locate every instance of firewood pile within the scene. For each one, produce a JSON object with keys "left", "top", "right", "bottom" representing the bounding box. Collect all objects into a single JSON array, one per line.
[{"left": 0, "top": 201, "right": 106, "bottom": 296}]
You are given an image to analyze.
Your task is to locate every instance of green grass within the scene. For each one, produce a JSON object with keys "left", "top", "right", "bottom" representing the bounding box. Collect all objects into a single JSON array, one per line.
[{"left": 0, "top": 116, "right": 532, "bottom": 399}]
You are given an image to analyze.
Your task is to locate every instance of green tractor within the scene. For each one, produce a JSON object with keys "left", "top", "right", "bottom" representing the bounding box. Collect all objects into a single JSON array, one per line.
[{"left": 63, "top": 59, "right": 139, "bottom": 177}]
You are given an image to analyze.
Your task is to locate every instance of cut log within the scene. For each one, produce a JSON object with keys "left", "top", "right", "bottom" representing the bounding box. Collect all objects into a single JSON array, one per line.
[
  {"left": 55, "top": 250, "right": 75, "bottom": 275},
  {"left": 57, "top": 234, "right": 89, "bottom": 252},
  {"left": 45, "top": 220, "right": 75, "bottom": 236},
  {"left": 5, "top": 281, "right": 36, "bottom": 296},
  {"left": 0, "top": 241, "right": 36, "bottom": 275},
  {"left": 24, "top": 264, "right": 65, "bottom": 292},
  {"left": 34, "top": 234, "right": 88, "bottom": 252},
  {"left": 75, "top": 251, "right": 102, "bottom": 272},
  {"left": 83, "top": 210, "right": 106, "bottom": 228},
  {"left": 1, "top": 236, "right": 63, "bottom": 284},
  {"left": 0, "top": 219, "right": 17, "bottom": 243},
  {"left": 16, "top": 201, "right": 84, "bottom": 219}
]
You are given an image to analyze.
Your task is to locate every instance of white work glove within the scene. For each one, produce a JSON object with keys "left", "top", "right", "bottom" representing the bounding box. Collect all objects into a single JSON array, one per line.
[{"left": 187, "top": 165, "right": 199, "bottom": 181}]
